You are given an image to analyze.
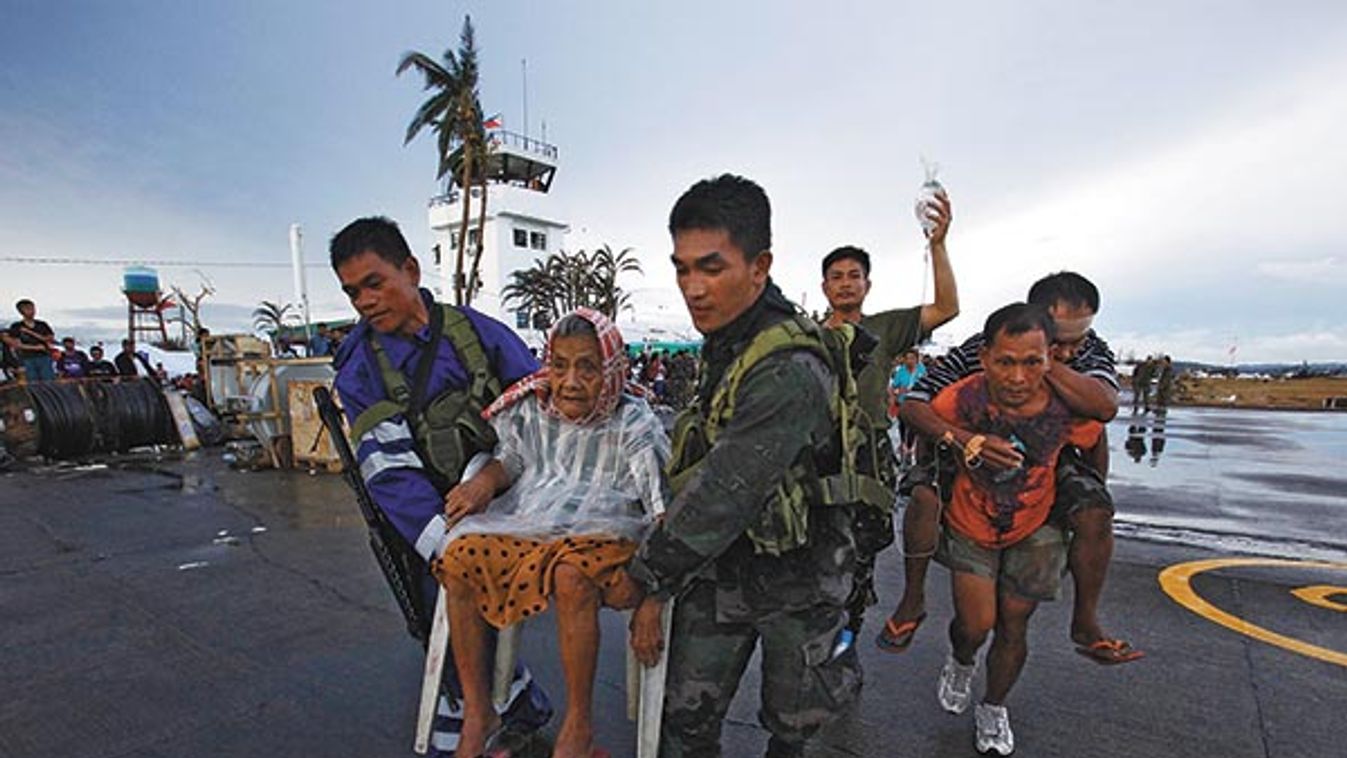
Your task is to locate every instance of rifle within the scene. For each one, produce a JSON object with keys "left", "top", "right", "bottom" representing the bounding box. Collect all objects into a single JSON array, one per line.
[{"left": 312, "top": 385, "right": 432, "bottom": 645}]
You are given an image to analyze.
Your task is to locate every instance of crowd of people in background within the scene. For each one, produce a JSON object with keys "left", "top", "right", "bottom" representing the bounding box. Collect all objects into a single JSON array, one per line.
[
  {"left": 3, "top": 298, "right": 166, "bottom": 386},
  {"left": 629, "top": 346, "right": 698, "bottom": 409}
]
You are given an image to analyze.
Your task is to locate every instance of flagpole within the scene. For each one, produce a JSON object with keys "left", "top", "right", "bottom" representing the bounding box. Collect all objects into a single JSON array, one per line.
[{"left": 522, "top": 58, "right": 529, "bottom": 139}]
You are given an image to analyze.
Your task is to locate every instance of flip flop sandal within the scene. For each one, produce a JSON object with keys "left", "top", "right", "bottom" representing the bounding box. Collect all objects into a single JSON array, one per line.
[
  {"left": 874, "top": 612, "right": 927, "bottom": 653},
  {"left": 1074, "top": 638, "right": 1145, "bottom": 665}
]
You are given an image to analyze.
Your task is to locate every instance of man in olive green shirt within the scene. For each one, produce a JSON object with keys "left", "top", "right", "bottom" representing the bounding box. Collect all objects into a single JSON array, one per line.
[{"left": 821, "top": 188, "right": 960, "bottom": 634}]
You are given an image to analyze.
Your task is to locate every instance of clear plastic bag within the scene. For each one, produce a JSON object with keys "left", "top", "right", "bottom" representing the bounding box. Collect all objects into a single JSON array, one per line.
[
  {"left": 914, "top": 157, "right": 945, "bottom": 236},
  {"left": 447, "top": 394, "right": 671, "bottom": 544}
]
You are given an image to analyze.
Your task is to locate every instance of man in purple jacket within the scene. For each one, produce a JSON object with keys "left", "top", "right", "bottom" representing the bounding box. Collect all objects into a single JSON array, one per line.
[{"left": 330, "top": 216, "right": 552, "bottom": 756}]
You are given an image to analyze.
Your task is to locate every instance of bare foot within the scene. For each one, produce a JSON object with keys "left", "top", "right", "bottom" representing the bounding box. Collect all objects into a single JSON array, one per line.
[
  {"left": 1071, "top": 620, "right": 1106, "bottom": 648},
  {"left": 456, "top": 708, "right": 501, "bottom": 758},
  {"left": 890, "top": 593, "right": 925, "bottom": 624},
  {"left": 551, "top": 717, "right": 594, "bottom": 758}
]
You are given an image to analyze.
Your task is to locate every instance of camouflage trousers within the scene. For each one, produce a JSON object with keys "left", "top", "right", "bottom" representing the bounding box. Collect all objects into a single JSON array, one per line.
[{"left": 659, "top": 580, "right": 862, "bottom": 758}]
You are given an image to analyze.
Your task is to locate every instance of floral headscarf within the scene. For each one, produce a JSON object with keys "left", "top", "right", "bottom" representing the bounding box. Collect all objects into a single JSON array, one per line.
[{"left": 483, "top": 307, "right": 641, "bottom": 425}]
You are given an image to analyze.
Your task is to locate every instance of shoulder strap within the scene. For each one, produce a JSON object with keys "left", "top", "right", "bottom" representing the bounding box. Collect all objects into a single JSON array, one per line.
[
  {"left": 706, "top": 316, "right": 831, "bottom": 439},
  {"left": 439, "top": 305, "right": 502, "bottom": 405},
  {"left": 409, "top": 304, "right": 445, "bottom": 412},
  {"left": 350, "top": 400, "right": 406, "bottom": 443}
]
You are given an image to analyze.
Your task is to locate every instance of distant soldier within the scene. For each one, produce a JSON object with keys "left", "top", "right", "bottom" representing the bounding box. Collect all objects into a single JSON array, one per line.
[
  {"left": 1131, "top": 357, "right": 1155, "bottom": 413},
  {"left": 1154, "top": 355, "right": 1176, "bottom": 409}
]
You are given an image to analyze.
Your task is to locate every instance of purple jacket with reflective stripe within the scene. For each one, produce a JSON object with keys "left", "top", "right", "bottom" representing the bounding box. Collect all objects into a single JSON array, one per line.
[{"left": 333, "top": 291, "right": 538, "bottom": 556}]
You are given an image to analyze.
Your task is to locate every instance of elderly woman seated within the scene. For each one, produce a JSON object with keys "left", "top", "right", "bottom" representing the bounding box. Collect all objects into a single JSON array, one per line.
[{"left": 432, "top": 308, "right": 669, "bottom": 758}]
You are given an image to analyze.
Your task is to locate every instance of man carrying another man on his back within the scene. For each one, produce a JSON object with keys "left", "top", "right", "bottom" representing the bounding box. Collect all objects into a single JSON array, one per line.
[
  {"left": 926, "top": 302, "right": 1105, "bottom": 754},
  {"left": 820, "top": 189, "right": 959, "bottom": 638},
  {"left": 879, "top": 272, "right": 1142, "bottom": 668}
]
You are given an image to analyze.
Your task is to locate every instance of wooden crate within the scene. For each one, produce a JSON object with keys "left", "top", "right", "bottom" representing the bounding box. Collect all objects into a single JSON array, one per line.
[{"left": 288, "top": 379, "right": 343, "bottom": 472}]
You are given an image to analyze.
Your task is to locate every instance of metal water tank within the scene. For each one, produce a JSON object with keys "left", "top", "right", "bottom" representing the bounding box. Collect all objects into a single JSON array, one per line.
[{"left": 123, "top": 266, "right": 161, "bottom": 308}]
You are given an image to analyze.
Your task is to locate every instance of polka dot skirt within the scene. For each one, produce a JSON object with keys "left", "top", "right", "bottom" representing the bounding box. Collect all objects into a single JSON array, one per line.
[{"left": 432, "top": 533, "right": 637, "bottom": 629}]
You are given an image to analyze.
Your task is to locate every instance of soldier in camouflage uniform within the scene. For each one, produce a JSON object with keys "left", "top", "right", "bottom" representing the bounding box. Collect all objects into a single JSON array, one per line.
[{"left": 627, "top": 175, "right": 860, "bottom": 758}]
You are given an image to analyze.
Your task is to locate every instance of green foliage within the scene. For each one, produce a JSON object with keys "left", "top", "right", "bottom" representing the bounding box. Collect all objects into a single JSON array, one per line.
[
  {"left": 396, "top": 15, "right": 485, "bottom": 182},
  {"left": 252, "top": 300, "right": 298, "bottom": 339},
  {"left": 502, "top": 244, "right": 643, "bottom": 326}
]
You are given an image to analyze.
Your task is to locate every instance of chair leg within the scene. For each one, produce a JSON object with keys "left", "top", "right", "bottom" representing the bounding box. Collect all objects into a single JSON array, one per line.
[
  {"left": 414, "top": 585, "right": 450, "bottom": 755},
  {"left": 492, "top": 623, "right": 521, "bottom": 710},
  {"left": 625, "top": 611, "right": 640, "bottom": 721},
  {"left": 635, "top": 599, "right": 674, "bottom": 758}
]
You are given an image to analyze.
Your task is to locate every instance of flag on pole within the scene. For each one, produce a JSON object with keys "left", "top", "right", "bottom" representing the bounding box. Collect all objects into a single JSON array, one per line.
[{"left": 482, "top": 113, "right": 503, "bottom": 129}]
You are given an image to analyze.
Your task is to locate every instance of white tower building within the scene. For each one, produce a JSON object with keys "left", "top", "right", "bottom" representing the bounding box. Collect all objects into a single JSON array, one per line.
[{"left": 427, "top": 129, "right": 567, "bottom": 331}]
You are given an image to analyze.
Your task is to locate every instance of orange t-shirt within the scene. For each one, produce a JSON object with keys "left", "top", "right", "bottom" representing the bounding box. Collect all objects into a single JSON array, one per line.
[{"left": 931, "top": 374, "right": 1102, "bottom": 548}]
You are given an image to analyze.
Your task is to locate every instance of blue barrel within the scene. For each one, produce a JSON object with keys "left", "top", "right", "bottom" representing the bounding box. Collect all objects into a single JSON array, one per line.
[
  {"left": 123, "top": 266, "right": 161, "bottom": 307},
  {"left": 123, "top": 266, "right": 160, "bottom": 294}
]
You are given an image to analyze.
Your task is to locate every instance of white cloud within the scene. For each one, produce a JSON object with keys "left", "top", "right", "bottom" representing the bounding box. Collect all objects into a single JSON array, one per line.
[
  {"left": 1112, "top": 326, "right": 1347, "bottom": 365},
  {"left": 1256, "top": 256, "right": 1346, "bottom": 284}
]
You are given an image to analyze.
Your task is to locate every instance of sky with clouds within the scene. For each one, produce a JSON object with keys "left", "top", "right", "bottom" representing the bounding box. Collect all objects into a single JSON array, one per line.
[{"left": 3, "top": 0, "right": 1345, "bottom": 364}]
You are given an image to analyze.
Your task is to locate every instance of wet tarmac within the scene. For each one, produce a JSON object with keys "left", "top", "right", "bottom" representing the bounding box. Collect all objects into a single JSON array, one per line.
[
  {"left": 1, "top": 410, "right": 1344, "bottom": 757},
  {"left": 1108, "top": 405, "right": 1347, "bottom": 560}
]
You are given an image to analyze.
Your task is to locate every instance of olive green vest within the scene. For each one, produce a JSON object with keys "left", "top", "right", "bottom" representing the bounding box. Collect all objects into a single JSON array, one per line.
[
  {"left": 666, "top": 316, "right": 893, "bottom": 556},
  {"left": 349, "top": 305, "right": 502, "bottom": 491}
]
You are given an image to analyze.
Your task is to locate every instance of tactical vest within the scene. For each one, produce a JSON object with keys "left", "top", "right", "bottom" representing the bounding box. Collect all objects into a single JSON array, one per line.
[
  {"left": 349, "top": 304, "right": 501, "bottom": 492},
  {"left": 666, "top": 315, "right": 894, "bottom": 556}
]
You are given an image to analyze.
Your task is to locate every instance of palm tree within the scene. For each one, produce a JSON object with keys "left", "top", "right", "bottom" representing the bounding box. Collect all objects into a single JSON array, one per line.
[
  {"left": 397, "top": 15, "right": 485, "bottom": 306},
  {"left": 252, "top": 300, "right": 297, "bottom": 344},
  {"left": 502, "top": 245, "right": 642, "bottom": 326},
  {"left": 590, "top": 244, "right": 643, "bottom": 318}
]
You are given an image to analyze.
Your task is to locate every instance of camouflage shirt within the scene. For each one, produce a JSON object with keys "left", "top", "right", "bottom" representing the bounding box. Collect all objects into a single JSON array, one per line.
[{"left": 629, "top": 283, "right": 857, "bottom": 619}]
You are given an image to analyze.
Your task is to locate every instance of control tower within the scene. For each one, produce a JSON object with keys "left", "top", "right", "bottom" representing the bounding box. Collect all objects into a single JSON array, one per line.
[{"left": 428, "top": 128, "right": 568, "bottom": 330}]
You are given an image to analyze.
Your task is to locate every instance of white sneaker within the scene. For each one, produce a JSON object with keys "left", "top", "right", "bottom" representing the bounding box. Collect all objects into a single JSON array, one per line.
[
  {"left": 974, "top": 702, "right": 1015, "bottom": 755},
  {"left": 937, "top": 654, "right": 976, "bottom": 714}
]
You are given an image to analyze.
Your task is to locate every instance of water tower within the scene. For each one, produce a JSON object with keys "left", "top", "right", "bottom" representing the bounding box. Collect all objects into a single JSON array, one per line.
[{"left": 123, "top": 266, "right": 170, "bottom": 345}]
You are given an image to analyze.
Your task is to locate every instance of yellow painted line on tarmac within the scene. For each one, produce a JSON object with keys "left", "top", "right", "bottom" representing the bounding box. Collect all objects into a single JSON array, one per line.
[
  {"left": 1291, "top": 585, "right": 1347, "bottom": 613},
  {"left": 1157, "top": 557, "right": 1347, "bottom": 669}
]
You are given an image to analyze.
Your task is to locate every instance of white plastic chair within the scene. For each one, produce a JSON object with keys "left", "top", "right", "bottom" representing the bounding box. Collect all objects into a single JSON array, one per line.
[{"left": 414, "top": 587, "right": 672, "bottom": 757}]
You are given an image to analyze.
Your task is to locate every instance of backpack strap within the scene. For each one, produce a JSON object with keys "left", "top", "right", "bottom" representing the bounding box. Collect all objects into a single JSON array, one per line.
[
  {"left": 705, "top": 316, "right": 830, "bottom": 441},
  {"left": 439, "top": 305, "right": 502, "bottom": 407},
  {"left": 351, "top": 304, "right": 500, "bottom": 444}
]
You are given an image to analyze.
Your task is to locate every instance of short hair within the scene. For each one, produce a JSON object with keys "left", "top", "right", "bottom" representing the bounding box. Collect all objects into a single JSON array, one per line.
[
  {"left": 668, "top": 174, "right": 771, "bottom": 260},
  {"left": 983, "top": 302, "right": 1057, "bottom": 347},
  {"left": 122, "top": 339, "right": 134, "bottom": 348},
  {"left": 90, "top": 345, "right": 104, "bottom": 355},
  {"left": 821, "top": 246, "right": 871, "bottom": 278},
  {"left": 329, "top": 216, "right": 413, "bottom": 270},
  {"left": 551, "top": 313, "right": 598, "bottom": 340},
  {"left": 62, "top": 336, "right": 75, "bottom": 344},
  {"left": 15, "top": 299, "right": 33, "bottom": 311},
  {"left": 1026, "top": 271, "right": 1100, "bottom": 313}
]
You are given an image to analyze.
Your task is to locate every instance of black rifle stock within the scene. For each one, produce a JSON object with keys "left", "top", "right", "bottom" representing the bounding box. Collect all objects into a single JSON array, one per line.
[{"left": 312, "top": 385, "right": 432, "bottom": 644}]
